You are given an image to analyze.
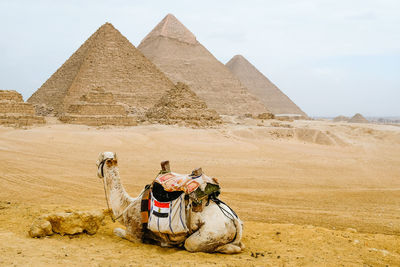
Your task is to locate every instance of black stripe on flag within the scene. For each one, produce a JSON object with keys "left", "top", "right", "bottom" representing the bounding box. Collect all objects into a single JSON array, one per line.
[{"left": 153, "top": 211, "right": 168, "bottom": 218}]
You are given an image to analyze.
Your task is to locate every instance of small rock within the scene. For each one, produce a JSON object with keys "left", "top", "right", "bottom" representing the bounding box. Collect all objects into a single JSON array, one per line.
[
  {"left": 29, "top": 219, "right": 53, "bottom": 238},
  {"left": 346, "top": 228, "right": 357, "bottom": 233},
  {"left": 28, "top": 210, "right": 104, "bottom": 238},
  {"left": 353, "top": 239, "right": 360, "bottom": 244}
]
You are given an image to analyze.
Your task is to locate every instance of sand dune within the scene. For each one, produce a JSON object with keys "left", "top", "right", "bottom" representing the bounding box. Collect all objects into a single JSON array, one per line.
[{"left": 0, "top": 120, "right": 399, "bottom": 265}]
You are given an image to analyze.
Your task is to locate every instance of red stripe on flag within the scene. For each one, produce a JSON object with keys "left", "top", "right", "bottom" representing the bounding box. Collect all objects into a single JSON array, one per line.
[{"left": 154, "top": 200, "right": 170, "bottom": 208}]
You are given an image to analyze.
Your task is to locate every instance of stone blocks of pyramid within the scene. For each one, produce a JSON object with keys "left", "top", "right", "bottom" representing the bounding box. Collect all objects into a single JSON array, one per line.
[
  {"left": 226, "top": 55, "right": 307, "bottom": 117},
  {"left": 138, "top": 14, "right": 269, "bottom": 116},
  {"left": 0, "top": 90, "right": 45, "bottom": 127},
  {"left": 59, "top": 88, "right": 137, "bottom": 126}
]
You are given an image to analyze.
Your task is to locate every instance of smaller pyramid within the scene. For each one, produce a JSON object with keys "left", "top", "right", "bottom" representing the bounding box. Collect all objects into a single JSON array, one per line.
[
  {"left": 0, "top": 90, "right": 45, "bottom": 127},
  {"left": 348, "top": 113, "right": 369, "bottom": 123},
  {"left": 226, "top": 55, "right": 307, "bottom": 117},
  {"left": 59, "top": 87, "right": 136, "bottom": 126},
  {"left": 333, "top": 115, "right": 349, "bottom": 122},
  {"left": 146, "top": 82, "right": 221, "bottom": 127}
]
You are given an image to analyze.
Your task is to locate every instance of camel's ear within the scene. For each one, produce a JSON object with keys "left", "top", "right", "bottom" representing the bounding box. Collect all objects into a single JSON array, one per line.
[
  {"left": 161, "top": 160, "right": 170, "bottom": 172},
  {"left": 114, "top": 152, "right": 118, "bottom": 161},
  {"left": 96, "top": 152, "right": 104, "bottom": 167}
]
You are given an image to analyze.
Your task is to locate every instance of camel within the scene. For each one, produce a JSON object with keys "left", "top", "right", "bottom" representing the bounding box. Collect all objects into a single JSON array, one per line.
[{"left": 96, "top": 151, "right": 244, "bottom": 254}]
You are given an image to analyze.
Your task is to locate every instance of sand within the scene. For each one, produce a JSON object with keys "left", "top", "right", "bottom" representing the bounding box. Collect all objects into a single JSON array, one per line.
[{"left": 0, "top": 120, "right": 399, "bottom": 266}]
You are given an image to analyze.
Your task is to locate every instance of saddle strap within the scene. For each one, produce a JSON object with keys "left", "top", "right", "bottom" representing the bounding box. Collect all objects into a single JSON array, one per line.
[{"left": 140, "top": 185, "right": 151, "bottom": 230}]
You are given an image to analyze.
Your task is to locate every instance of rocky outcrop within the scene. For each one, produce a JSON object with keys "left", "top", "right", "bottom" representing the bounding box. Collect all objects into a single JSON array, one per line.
[
  {"left": 29, "top": 210, "right": 105, "bottom": 238},
  {"left": 0, "top": 90, "right": 45, "bottom": 127}
]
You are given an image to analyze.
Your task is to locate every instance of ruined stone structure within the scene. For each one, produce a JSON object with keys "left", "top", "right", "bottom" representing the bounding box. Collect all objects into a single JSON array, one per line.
[
  {"left": 138, "top": 14, "right": 269, "bottom": 116},
  {"left": 28, "top": 23, "right": 176, "bottom": 116},
  {"left": 348, "top": 113, "right": 369, "bottom": 123},
  {"left": 59, "top": 88, "right": 136, "bottom": 126},
  {"left": 146, "top": 82, "right": 222, "bottom": 127},
  {"left": 0, "top": 90, "right": 45, "bottom": 127},
  {"left": 226, "top": 55, "right": 307, "bottom": 117}
]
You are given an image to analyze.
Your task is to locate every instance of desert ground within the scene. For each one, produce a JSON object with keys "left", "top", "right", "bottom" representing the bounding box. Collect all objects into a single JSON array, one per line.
[{"left": 0, "top": 118, "right": 399, "bottom": 266}]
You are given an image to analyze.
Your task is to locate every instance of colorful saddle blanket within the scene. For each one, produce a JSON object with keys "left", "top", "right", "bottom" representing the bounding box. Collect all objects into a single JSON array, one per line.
[{"left": 155, "top": 172, "right": 216, "bottom": 194}]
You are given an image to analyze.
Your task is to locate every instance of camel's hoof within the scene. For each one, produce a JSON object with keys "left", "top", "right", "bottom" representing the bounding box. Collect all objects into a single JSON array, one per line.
[
  {"left": 160, "top": 241, "right": 173, "bottom": 248},
  {"left": 113, "top": 228, "right": 126, "bottom": 238},
  {"left": 215, "top": 243, "right": 242, "bottom": 254}
]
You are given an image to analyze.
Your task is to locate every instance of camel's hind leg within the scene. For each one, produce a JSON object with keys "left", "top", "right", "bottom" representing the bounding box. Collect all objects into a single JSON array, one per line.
[{"left": 184, "top": 227, "right": 242, "bottom": 254}]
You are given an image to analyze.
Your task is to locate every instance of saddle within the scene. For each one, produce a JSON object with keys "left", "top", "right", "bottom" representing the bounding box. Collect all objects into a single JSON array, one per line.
[{"left": 140, "top": 161, "right": 220, "bottom": 242}]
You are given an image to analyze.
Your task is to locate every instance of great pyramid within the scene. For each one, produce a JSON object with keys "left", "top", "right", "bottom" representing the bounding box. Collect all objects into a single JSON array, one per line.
[
  {"left": 0, "top": 90, "right": 45, "bottom": 127},
  {"left": 28, "top": 23, "right": 176, "bottom": 116},
  {"left": 146, "top": 82, "right": 221, "bottom": 127},
  {"left": 348, "top": 113, "right": 369, "bottom": 123},
  {"left": 226, "top": 55, "right": 307, "bottom": 117},
  {"left": 59, "top": 87, "right": 136, "bottom": 126},
  {"left": 138, "top": 14, "right": 269, "bottom": 116}
]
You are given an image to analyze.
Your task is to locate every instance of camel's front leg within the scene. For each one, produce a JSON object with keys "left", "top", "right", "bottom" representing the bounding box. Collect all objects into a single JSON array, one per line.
[
  {"left": 113, "top": 227, "right": 126, "bottom": 238},
  {"left": 113, "top": 228, "right": 138, "bottom": 242}
]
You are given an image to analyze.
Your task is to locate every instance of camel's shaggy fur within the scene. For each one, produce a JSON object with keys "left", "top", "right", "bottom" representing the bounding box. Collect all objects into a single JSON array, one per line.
[{"left": 96, "top": 152, "right": 244, "bottom": 253}]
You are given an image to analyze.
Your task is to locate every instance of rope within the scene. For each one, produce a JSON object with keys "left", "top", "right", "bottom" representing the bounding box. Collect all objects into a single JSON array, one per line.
[
  {"left": 99, "top": 159, "right": 145, "bottom": 223},
  {"left": 211, "top": 197, "right": 240, "bottom": 244}
]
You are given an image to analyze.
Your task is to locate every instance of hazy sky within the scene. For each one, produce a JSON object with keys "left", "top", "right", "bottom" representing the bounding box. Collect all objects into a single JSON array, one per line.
[{"left": 0, "top": 0, "right": 399, "bottom": 117}]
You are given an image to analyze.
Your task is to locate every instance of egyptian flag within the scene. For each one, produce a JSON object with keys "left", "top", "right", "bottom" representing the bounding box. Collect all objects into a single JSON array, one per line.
[{"left": 152, "top": 199, "right": 170, "bottom": 218}]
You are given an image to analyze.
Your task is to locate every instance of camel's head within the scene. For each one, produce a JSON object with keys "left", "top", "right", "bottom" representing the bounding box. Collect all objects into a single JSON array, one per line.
[{"left": 96, "top": 152, "right": 118, "bottom": 178}]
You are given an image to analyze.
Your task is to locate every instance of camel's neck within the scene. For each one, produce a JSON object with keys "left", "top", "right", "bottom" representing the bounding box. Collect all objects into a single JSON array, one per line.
[{"left": 104, "top": 165, "right": 135, "bottom": 219}]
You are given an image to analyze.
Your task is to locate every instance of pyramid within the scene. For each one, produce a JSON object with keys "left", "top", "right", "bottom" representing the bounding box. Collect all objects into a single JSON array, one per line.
[
  {"left": 348, "top": 113, "right": 369, "bottom": 123},
  {"left": 138, "top": 14, "right": 269, "bottom": 116},
  {"left": 146, "top": 82, "right": 221, "bottom": 127},
  {"left": 28, "top": 23, "right": 176, "bottom": 115},
  {"left": 226, "top": 55, "right": 307, "bottom": 117},
  {"left": 0, "top": 90, "right": 45, "bottom": 127},
  {"left": 333, "top": 115, "right": 349, "bottom": 122}
]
